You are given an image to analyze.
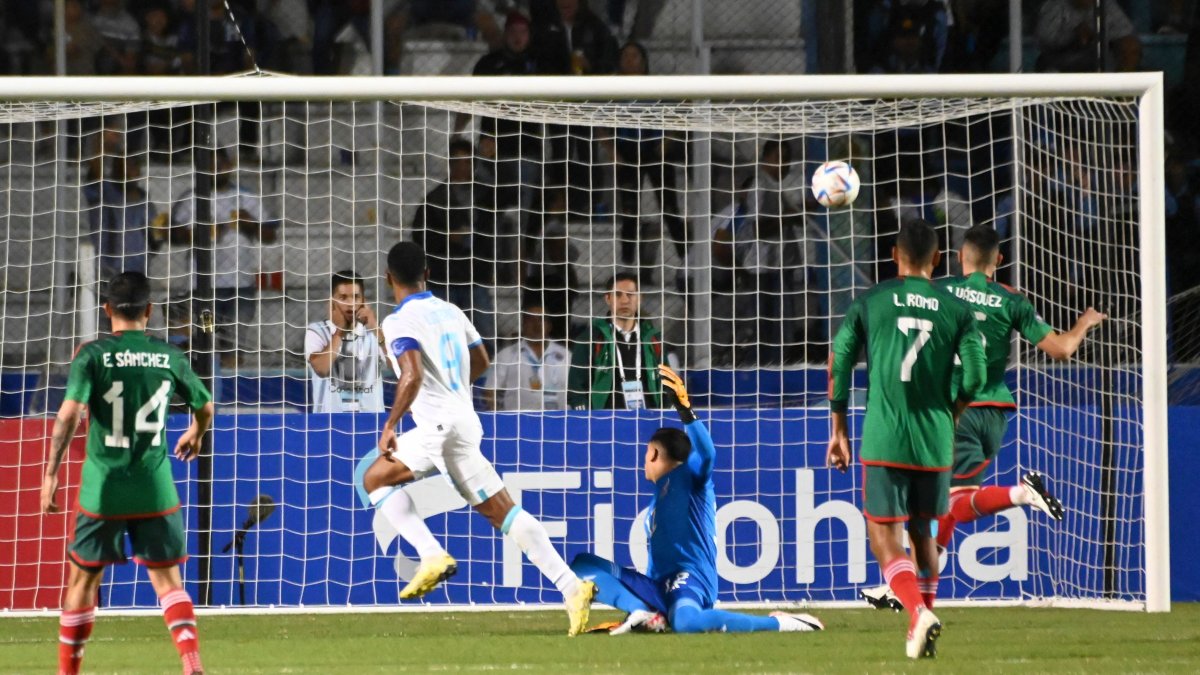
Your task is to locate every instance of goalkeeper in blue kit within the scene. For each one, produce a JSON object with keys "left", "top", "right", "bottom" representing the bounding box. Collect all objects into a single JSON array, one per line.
[{"left": 570, "top": 365, "right": 824, "bottom": 634}]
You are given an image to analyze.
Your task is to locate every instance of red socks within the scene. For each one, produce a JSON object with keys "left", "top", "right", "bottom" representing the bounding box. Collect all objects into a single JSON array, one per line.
[
  {"left": 160, "top": 589, "right": 203, "bottom": 675},
  {"left": 939, "top": 487, "right": 1019, "bottom": 549},
  {"left": 918, "top": 573, "right": 938, "bottom": 609},
  {"left": 882, "top": 557, "right": 926, "bottom": 628},
  {"left": 58, "top": 607, "right": 95, "bottom": 675}
]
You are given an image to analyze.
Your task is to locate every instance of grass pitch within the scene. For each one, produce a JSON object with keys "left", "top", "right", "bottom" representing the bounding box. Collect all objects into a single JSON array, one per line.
[{"left": 2, "top": 604, "right": 1198, "bottom": 673}]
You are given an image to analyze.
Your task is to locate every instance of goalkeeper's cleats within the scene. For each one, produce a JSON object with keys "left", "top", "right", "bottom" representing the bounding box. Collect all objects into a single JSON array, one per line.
[
  {"left": 770, "top": 611, "right": 825, "bottom": 632},
  {"left": 566, "top": 580, "right": 596, "bottom": 637},
  {"left": 906, "top": 608, "right": 942, "bottom": 659},
  {"left": 658, "top": 364, "right": 690, "bottom": 409},
  {"left": 1022, "top": 471, "right": 1064, "bottom": 521},
  {"left": 609, "top": 609, "right": 668, "bottom": 635},
  {"left": 399, "top": 553, "right": 457, "bottom": 600},
  {"left": 860, "top": 584, "right": 904, "bottom": 612}
]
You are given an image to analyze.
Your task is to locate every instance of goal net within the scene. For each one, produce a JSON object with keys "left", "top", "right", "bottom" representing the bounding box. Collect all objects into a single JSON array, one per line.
[{"left": 0, "top": 75, "right": 1167, "bottom": 613}]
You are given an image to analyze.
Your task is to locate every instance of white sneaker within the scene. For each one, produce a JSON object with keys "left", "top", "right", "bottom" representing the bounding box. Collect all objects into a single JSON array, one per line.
[
  {"left": 905, "top": 608, "right": 942, "bottom": 659},
  {"left": 1022, "top": 471, "right": 1065, "bottom": 521},
  {"left": 609, "top": 609, "right": 668, "bottom": 635},
  {"left": 860, "top": 584, "right": 904, "bottom": 612},
  {"left": 770, "top": 611, "right": 824, "bottom": 632}
]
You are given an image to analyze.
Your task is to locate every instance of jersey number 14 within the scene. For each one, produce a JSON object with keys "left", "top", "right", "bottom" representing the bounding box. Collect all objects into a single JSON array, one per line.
[{"left": 102, "top": 380, "right": 172, "bottom": 448}]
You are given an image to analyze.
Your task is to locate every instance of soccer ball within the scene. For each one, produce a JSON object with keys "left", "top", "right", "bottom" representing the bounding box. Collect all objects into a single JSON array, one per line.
[{"left": 811, "top": 161, "right": 861, "bottom": 208}]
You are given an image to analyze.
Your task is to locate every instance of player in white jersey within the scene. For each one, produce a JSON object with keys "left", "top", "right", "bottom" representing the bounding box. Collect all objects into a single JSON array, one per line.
[
  {"left": 305, "top": 271, "right": 385, "bottom": 413},
  {"left": 356, "top": 242, "right": 595, "bottom": 635}
]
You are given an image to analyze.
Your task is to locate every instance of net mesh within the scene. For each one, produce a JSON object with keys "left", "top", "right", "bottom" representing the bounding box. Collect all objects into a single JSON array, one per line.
[{"left": 0, "top": 91, "right": 1149, "bottom": 610}]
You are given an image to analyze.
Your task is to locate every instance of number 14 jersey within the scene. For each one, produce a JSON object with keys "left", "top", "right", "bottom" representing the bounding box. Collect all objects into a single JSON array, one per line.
[
  {"left": 65, "top": 330, "right": 212, "bottom": 518},
  {"left": 829, "top": 276, "right": 986, "bottom": 470}
]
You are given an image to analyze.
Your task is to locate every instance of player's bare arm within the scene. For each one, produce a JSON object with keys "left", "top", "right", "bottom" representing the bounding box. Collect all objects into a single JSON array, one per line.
[
  {"left": 1036, "top": 307, "right": 1107, "bottom": 361},
  {"left": 41, "top": 399, "right": 85, "bottom": 514},
  {"left": 379, "top": 349, "right": 423, "bottom": 459},
  {"left": 469, "top": 342, "right": 490, "bottom": 381},
  {"left": 826, "top": 411, "right": 851, "bottom": 473},
  {"left": 173, "top": 401, "right": 215, "bottom": 461}
]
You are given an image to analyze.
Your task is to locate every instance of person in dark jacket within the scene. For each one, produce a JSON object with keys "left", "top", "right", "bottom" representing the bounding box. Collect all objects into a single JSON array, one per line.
[{"left": 568, "top": 272, "right": 664, "bottom": 410}]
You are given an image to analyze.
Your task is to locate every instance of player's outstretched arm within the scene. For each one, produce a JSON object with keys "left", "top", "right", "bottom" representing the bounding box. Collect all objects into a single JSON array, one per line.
[
  {"left": 1036, "top": 307, "right": 1107, "bottom": 361},
  {"left": 659, "top": 364, "right": 715, "bottom": 477},
  {"left": 173, "top": 401, "right": 215, "bottom": 461},
  {"left": 379, "top": 349, "right": 423, "bottom": 460},
  {"left": 41, "top": 400, "right": 85, "bottom": 514}
]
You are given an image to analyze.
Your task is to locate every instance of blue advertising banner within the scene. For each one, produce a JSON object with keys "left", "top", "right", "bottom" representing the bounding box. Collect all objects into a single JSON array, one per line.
[{"left": 95, "top": 408, "right": 1158, "bottom": 608}]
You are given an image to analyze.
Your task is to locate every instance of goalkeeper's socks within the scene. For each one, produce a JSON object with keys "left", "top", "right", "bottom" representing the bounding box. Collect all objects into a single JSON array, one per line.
[
  {"left": 952, "top": 486, "right": 1018, "bottom": 522},
  {"left": 160, "top": 589, "right": 203, "bottom": 675},
  {"left": 57, "top": 606, "right": 94, "bottom": 675},
  {"left": 918, "top": 573, "right": 939, "bottom": 609},
  {"left": 882, "top": 557, "right": 926, "bottom": 625},
  {"left": 371, "top": 487, "right": 447, "bottom": 561},
  {"left": 502, "top": 506, "right": 578, "bottom": 597}
]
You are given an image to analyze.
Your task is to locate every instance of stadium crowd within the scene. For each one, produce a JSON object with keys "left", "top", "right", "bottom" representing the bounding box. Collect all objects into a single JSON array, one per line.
[{"left": 32, "top": 0, "right": 1200, "bottom": 379}]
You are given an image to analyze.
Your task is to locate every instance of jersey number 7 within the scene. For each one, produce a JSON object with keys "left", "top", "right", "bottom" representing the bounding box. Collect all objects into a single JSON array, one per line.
[{"left": 896, "top": 317, "right": 934, "bottom": 382}]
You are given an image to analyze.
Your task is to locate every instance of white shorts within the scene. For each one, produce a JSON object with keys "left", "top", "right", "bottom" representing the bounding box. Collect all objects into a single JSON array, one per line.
[{"left": 392, "top": 420, "right": 504, "bottom": 507}]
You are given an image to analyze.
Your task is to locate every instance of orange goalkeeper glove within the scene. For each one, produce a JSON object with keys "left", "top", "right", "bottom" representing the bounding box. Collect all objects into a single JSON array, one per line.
[{"left": 659, "top": 364, "right": 696, "bottom": 423}]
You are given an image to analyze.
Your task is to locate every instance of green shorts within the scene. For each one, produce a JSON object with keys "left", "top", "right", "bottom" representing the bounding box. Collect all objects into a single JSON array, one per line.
[
  {"left": 68, "top": 510, "right": 188, "bottom": 571},
  {"left": 952, "top": 407, "right": 1011, "bottom": 487},
  {"left": 862, "top": 464, "right": 950, "bottom": 523}
]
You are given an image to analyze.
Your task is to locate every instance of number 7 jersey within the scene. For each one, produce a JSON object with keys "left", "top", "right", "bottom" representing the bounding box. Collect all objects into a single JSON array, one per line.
[
  {"left": 829, "top": 276, "right": 986, "bottom": 469},
  {"left": 381, "top": 291, "right": 483, "bottom": 429},
  {"left": 65, "top": 330, "right": 212, "bottom": 518}
]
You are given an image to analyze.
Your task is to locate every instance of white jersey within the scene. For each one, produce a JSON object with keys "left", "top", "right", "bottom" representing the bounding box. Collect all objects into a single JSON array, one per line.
[
  {"left": 381, "top": 291, "right": 482, "bottom": 428},
  {"left": 304, "top": 320, "right": 385, "bottom": 413},
  {"left": 487, "top": 339, "right": 570, "bottom": 411}
]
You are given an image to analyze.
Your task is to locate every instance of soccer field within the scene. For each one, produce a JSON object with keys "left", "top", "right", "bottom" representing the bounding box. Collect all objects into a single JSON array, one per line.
[{"left": 2, "top": 605, "right": 1197, "bottom": 673}]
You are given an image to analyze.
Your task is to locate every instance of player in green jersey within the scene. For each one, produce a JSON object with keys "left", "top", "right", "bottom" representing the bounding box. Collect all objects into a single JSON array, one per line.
[
  {"left": 828, "top": 220, "right": 986, "bottom": 659},
  {"left": 40, "top": 271, "right": 214, "bottom": 675},
  {"left": 935, "top": 225, "right": 1104, "bottom": 542},
  {"left": 860, "top": 226, "right": 1105, "bottom": 614}
]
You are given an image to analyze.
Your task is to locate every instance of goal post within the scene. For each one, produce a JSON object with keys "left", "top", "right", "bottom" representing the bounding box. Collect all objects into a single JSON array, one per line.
[{"left": 0, "top": 73, "right": 1168, "bottom": 614}]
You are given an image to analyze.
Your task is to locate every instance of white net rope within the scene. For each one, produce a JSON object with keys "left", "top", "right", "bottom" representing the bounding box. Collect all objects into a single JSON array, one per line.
[{"left": 0, "top": 93, "right": 1147, "bottom": 610}]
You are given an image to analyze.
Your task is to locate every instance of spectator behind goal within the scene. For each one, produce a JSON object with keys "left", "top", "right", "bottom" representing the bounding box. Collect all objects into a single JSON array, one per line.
[{"left": 305, "top": 271, "right": 386, "bottom": 413}]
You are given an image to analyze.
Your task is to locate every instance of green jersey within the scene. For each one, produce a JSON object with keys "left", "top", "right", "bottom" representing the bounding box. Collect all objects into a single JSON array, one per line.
[
  {"left": 936, "top": 272, "right": 1054, "bottom": 407},
  {"left": 830, "top": 276, "right": 986, "bottom": 469},
  {"left": 65, "top": 330, "right": 211, "bottom": 518}
]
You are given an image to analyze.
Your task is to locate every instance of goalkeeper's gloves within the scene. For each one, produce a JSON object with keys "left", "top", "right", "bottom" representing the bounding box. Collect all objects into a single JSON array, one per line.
[{"left": 659, "top": 364, "right": 696, "bottom": 423}]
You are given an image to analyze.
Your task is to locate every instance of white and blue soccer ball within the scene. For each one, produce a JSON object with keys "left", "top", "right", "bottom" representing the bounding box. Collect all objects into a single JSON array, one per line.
[{"left": 811, "top": 160, "right": 861, "bottom": 208}]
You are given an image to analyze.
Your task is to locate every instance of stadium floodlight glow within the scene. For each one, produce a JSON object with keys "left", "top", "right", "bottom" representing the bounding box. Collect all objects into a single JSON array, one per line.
[{"left": 0, "top": 73, "right": 1167, "bottom": 615}]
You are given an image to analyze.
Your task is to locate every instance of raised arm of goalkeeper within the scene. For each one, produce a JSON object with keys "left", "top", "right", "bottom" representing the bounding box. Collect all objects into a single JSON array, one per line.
[{"left": 659, "top": 364, "right": 715, "bottom": 480}]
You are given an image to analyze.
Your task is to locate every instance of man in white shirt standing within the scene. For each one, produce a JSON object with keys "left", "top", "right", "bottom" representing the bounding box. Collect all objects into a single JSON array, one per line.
[
  {"left": 305, "top": 271, "right": 385, "bottom": 413},
  {"left": 356, "top": 241, "right": 595, "bottom": 635},
  {"left": 486, "top": 301, "right": 570, "bottom": 411}
]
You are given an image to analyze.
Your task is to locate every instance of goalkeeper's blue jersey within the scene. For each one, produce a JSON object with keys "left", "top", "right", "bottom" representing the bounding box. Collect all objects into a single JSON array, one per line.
[{"left": 645, "top": 419, "right": 718, "bottom": 604}]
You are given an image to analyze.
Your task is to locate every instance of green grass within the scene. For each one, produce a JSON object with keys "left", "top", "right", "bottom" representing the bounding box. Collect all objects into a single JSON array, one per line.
[{"left": 2, "top": 604, "right": 1198, "bottom": 674}]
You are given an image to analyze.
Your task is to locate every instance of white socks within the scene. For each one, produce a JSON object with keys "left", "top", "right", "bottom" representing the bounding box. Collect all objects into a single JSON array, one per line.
[
  {"left": 370, "top": 487, "right": 446, "bottom": 561},
  {"left": 503, "top": 507, "right": 578, "bottom": 597},
  {"left": 1011, "top": 485, "right": 1032, "bottom": 506}
]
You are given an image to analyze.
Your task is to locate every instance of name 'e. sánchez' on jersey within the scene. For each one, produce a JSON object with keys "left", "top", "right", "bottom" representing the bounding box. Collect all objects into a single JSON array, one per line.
[{"left": 101, "top": 350, "right": 172, "bottom": 369}]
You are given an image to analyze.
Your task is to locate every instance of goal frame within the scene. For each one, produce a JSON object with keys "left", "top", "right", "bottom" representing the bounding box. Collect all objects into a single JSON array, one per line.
[{"left": 0, "top": 72, "right": 1168, "bottom": 613}]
